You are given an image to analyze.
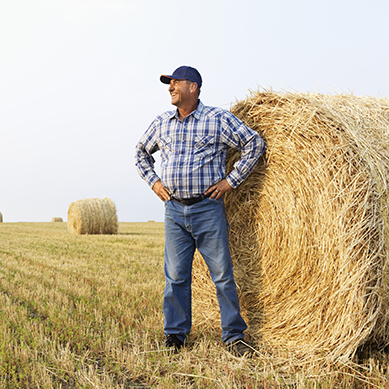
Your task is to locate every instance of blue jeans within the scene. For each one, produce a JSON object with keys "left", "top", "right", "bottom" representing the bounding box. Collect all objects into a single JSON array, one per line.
[{"left": 163, "top": 197, "right": 247, "bottom": 344}]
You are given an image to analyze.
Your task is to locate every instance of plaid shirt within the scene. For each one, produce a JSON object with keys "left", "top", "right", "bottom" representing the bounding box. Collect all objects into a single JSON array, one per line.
[{"left": 135, "top": 100, "right": 265, "bottom": 199}]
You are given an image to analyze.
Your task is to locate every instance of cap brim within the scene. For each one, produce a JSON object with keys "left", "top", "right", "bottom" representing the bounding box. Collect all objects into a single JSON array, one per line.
[{"left": 160, "top": 74, "right": 186, "bottom": 84}]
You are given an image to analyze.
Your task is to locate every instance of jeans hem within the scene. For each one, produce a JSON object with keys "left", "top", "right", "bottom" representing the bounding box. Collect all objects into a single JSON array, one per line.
[{"left": 224, "top": 334, "right": 245, "bottom": 345}]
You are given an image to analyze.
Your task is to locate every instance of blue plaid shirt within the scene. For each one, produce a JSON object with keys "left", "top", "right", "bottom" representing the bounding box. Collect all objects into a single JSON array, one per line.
[{"left": 135, "top": 100, "right": 265, "bottom": 199}]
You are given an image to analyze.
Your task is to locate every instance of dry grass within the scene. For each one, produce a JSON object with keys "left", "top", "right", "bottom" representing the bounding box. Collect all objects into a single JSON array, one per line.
[
  {"left": 67, "top": 197, "right": 118, "bottom": 235},
  {"left": 0, "top": 222, "right": 388, "bottom": 387},
  {"left": 192, "top": 90, "right": 389, "bottom": 364}
]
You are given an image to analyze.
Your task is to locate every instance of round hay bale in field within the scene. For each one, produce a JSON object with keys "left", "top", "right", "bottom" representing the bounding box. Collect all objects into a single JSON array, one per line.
[
  {"left": 67, "top": 197, "right": 118, "bottom": 235},
  {"left": 51, "top": 217, "right": 63, "bottom": 222},
  {"left": 192, "top": 90, "right": 389, "bottom": 362},
  {"left": 0, "top": 212, "right": 2, "bottom": 223}
]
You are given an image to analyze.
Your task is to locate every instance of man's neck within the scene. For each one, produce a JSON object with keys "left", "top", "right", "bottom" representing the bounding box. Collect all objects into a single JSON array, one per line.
[{"left": 176, "top": 100, "right": 199, "bottom": 121}]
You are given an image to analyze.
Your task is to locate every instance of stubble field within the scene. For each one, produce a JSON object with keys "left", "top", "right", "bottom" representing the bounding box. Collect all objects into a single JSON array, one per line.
[{"left": 0, "top": 222, "right": 388, "bottom": 388}]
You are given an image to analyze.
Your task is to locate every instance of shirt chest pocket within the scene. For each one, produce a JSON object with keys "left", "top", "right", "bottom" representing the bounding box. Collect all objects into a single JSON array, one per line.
[
  {"left": 159, "top": 137, "right": 172, "bottom": 152},
  {"left": 194, "top": 135, "right": 216, "bottom": 157}
]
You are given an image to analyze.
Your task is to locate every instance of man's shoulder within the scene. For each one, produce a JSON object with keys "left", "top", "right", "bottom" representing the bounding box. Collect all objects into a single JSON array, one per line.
[
  {"left": 148, "top": 110, "right": 176, "bottom": 128},
  {"left": 154, "top": 110, "right": 176, "bottom": 122},
  {"left": 200, "top": 104, "right": 232, "bottom": 118}
]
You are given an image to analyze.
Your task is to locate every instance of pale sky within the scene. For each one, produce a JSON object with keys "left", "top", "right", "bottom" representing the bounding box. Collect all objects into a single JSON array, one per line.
[{"left": 1, "top": 0, "right": 389, "bottom": 222}]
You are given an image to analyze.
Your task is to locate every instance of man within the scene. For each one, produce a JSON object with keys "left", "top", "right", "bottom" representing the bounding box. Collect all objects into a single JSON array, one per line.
[{"left": 135, "top": 66, "right": 265, "bottom": 357}]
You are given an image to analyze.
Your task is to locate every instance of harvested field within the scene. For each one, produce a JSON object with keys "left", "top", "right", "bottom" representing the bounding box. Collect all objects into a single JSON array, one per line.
[{"left": 0, "top": 222, "right": 389, "bottom": 387}]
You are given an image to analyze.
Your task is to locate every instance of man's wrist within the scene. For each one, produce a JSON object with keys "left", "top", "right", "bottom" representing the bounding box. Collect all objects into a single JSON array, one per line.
[
  {"left": 225, "top": 175, "right": 238, "bottom": 189},
  {"left": 148, "top": 176, "right": 161, "bottom": 190}
]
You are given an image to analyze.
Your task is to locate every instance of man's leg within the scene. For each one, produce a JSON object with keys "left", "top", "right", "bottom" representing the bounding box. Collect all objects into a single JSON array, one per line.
[
  {"left": 190, "top": 198, "right": 247, "bottom": 344},
  {"left": 163, "top": 200, "right": 196, "bottom": 343}
]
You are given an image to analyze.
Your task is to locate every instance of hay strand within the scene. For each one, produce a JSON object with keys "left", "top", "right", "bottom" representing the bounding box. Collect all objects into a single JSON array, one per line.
[
  {"left": 192, "top": 90, "right": 389, "bottom": 362},
  {"left": 67, "top": 197, "right": 118, "bottom": 235}
]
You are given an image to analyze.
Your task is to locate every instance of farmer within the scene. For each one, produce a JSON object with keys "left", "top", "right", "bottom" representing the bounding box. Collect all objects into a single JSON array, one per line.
[{"left": 135, "top": 66, "right": 265, "bottom": 357}]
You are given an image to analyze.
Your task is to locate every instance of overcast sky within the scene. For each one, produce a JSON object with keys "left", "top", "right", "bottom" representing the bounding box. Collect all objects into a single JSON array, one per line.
[{"left": 1, "top": 0, "right": 389, "bottom": 222}]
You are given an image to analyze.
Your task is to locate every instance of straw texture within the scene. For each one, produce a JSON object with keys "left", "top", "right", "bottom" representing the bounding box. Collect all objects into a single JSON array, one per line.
[
  {"left": 192, "top": 90, "right": 389, "bottom": 362},
  {"left": 51, "top": 217, "right": 63, "bottom": 222},
  {"left": 67, "top": 197, "right": 118, "bottom": 235}
]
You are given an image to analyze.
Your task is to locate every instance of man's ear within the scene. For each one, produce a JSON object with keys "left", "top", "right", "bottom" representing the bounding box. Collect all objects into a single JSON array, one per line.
[{"left": 190, "top": 82, "right": 198, "bottom": 94}]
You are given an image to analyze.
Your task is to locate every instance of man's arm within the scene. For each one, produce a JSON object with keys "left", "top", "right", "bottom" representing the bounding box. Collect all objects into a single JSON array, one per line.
[
  {"left": 205, "top": 116, "right": 265, "bottom": 200},
  {"left": 135, "top": 121, "right": 173, "bottom": 203},
  {"left": 135, "top": 121, "right": 162, "bottom": 192},
  {"left": 221, "top": 112, "right": 265, "bottom": 189}
]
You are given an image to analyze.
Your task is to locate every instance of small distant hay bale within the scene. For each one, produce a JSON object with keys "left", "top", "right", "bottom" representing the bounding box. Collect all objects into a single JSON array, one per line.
[
  {"left": 67, "top": 197, "right": 118, "bottom": 235},
  {"left": 192, "top": 90, "right": 389, "bottom": 362},
  {"left": 51, "top": 217, "right": 63, "bottom": 222},
  {"left": 0, "top": 212, "right": 2, "bottom": 223}
]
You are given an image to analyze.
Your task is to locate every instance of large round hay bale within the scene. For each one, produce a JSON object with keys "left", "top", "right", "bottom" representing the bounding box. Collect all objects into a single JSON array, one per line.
[
  {"left": 192, "top": 91, "right": 389, "bottom": 362},
  {"left": 51, "top": 217, "right": 63, "bottom": 222},
  {"left": 0, "top": 212, "right": 2, "bottom": 223},
  {"left": 67, "top": 197, "right": 118, "bottom": 235}
]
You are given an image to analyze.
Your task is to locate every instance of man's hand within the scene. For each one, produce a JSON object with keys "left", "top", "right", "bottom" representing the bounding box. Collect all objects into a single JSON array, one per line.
[
  {"left": 152, "top": 180, "right": 171, "bottom": 202},
  {"left": 204, "top": 178, "right": 233, "bottom": 200}
]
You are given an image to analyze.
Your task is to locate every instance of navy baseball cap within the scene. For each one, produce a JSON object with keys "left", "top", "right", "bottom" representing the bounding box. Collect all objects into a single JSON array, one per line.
[{"left": 160, "top": 66, "right": 202, "bottom": 89}]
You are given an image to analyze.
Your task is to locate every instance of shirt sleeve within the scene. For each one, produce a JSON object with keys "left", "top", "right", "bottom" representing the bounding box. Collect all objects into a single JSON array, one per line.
[
  {"left": 134, "top": 120, "right": 161, "bottom": 189},
  {"left": 220, "top": 111, "right": 266, "bottom": 188}
]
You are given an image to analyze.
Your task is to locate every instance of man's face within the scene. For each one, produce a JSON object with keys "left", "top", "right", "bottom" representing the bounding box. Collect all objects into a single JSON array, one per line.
[{"left": 168, "top": 79, "right": 192, "bottom": 107}]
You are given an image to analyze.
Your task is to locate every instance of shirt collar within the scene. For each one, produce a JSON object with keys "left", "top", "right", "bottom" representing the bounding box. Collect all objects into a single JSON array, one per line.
[{"left": 169, "top": 100, "right": 204, "bottom": 121}]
